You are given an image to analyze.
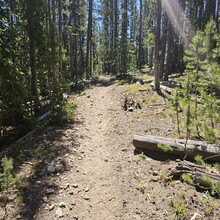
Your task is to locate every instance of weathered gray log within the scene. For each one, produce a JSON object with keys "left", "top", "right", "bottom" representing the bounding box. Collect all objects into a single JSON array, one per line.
[
  {"left": 0, "top": 127, "right": 41, "bottom": 159},
  {"left": 168, "top": 160, "right": 220, "bottom": 190},
  {"left": 133, "top": 134, "right": 220, "bottom": 162},
  {"left": 150, "top": 82, "right": 173, "bottom": 94},
  {"left": 160, "top": 85, "right": 173, "bottom": 94},
  {"left": 0, "top": 110, "right": 54, "bottom": 159},
  {"left": 37, "top": 110, "right": 51, "bottom": 121}
]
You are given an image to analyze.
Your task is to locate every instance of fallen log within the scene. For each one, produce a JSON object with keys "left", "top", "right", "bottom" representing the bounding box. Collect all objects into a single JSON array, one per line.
[
  {"left": 0, "top": 127, "right": 41, "bottom": 159},
  {"left": 150, "top": 82, "right": 173, "bottom": 95},
  {"left": 133, "top": 134, "right": 220, "bottom": 162},
  {"left": 168, "top": 160, "right": 220, "bottom": 191},
  {"left": 160, "top": 85, "right": 173, "bottom": 95},
  {"left": 0, "top": 110, "right": 54, "bottom": 159},
  {"left": 143, "top": 78, "right": 154, "bottom": 84}
]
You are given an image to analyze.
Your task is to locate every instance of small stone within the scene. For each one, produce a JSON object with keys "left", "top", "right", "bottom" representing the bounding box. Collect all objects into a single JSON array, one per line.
[
  {"left": 104, "top": 158, "right": 108, "bottom": 162},
  {"left": 16, "top": 214, "right": 22, "bottom": 219},
  {"left": 59, "top": 202, "right": 66, "bottom": 208},
  {"left": 43, "top": 196, "right": 48, "bottom": 203},
  {"left": 84, "top": 196, "right": 90, "bottom": 200},
  {"left": 47, "top": 165, "right": 56, "bottom": 173},
  {"left": 128, "top": 107, "right": 134, "bottom": 112},
  {"left": 45, "top": 188, "right": 55, "bottom": 194},
  {"left": 85, "top": 188, "right": 89, "bottom": 192},
  {"left": 151, "top": 177, "right": 158, "bottom": 182},
  {"left": 7, "top": 193, "right": 17, "bottom": 201},
  {"left": 153, "top": 171, "right": 159, "bottom": 176},
  {"left": 72, "top": 184, "right": 78, "bottom": 188},
  {"left": 55, "top": 208, "right": 64, "bottom": 218},
  {"left": 55, "top": 164, "right": 63, "bottom": 172},
  {"left": 36, "top": 181, "right": 42, "bottom": 185},
  {"left": 49, "top": 204, "right": 55, "bottom": 211},
  {"left": 87, "top": 94, "right": 90, "bottom": 98},
  {"left": 64, "top": 183, "right": 70, "bottom": 190}
]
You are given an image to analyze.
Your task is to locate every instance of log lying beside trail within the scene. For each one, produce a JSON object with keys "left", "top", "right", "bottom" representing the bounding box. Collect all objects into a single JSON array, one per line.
[
  {"left": 168, "top": 160, "right": 220, "bottom": 190},
  {"left": 133, "top": 134, "right": 220, "bottom": 162},
  {"left": 0, "top": 110, "right": 54, "bottom": 159}
]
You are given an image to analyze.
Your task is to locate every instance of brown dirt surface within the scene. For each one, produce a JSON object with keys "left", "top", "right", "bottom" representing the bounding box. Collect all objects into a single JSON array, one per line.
[{"left": 1, "top": 76, "right": 220, "bottom": 220}]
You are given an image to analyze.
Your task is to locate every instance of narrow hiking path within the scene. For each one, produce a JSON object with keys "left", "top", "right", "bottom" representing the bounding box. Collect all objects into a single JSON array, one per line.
[
  {"left": 66, "top": 80, "right": 125, "bottom": 219},
  {"left": 35, "top": 78, "right": 154, "bottom": 220}
]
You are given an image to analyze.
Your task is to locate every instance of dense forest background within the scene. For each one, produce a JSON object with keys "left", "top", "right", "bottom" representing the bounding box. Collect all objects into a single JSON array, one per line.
[{"left": 0, "top": 0, "right": 219, "bottom": 144}]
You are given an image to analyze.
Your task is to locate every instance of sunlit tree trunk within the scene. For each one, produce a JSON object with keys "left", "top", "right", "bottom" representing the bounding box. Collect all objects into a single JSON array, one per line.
[
  {"left": 86, "top": 0, "right": 93, "bottom": 79},
  {"left": 58, "top": 0, "right": 63, "bottom": 81},
  {"left": 121, "top": 0, "right": 128, "bottom": 75},
  {"left": 137, "top": 0, "right": 143, "bottom": 69},
  {"left": 154, "top": 0, "right": 161, "bottom": 91}
]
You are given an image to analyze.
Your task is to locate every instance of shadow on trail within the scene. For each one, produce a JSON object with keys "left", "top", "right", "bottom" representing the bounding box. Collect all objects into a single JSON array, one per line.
[
  {"left": 116, "top": 74, "right": 144, "bottom": 85},
  {"left": 134, "top": 148, "right": 180, "bottom": 162},
  {"left": 95, "top": 78, "right": 115, "bottom": 87},
  {"left": 4, "top": 118, "right": 84, "bottom": 219}
]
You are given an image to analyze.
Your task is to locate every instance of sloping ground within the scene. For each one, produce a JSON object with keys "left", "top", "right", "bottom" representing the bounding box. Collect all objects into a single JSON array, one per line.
[{"left": 1, "top": 77, "right": 219, "bottom": 220}]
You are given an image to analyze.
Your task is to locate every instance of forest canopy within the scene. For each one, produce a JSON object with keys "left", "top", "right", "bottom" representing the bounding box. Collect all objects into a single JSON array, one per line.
[{"left": 0, "top": 0, "right": 219, "bottom": 143}]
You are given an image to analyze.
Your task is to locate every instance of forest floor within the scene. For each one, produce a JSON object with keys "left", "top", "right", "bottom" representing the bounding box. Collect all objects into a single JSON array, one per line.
[{"left": 1, "top": 76, "right": 220, "bottom": 220}]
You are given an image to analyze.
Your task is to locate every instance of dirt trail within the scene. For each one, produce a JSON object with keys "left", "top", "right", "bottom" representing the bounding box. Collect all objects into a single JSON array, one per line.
[
  {"left": 35, "top": 78, "right": 150, "bottom": 220},
  {"left": 71, "top": 81, "right": 125, "bottom": 219}
]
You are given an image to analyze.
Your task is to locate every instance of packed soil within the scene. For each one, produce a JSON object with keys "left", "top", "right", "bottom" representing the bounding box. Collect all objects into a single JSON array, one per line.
[{"left": 1, "top": 76, "right": 220, "bottom": 220}]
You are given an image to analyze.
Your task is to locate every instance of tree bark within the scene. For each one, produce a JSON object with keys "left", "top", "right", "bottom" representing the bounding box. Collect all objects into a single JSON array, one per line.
[
  {"left": 86, "top": 0, "right": 93, "bottom": 79},
  {"left": 154, "top": 0, "right": 161, "bottom": 91},
  {"left": 26, "top": 0, "right": 41, "bottom": 114},
  {"left": 168, "top": 160, "right": 220, "bottom": 190},
  {"left": 137, "top": 0, "right": 143, "bottom": 69},
  {"left": 113, "top": 0, "right": 119, "bottom": 75},
  {"left": 160, "top": 11, "right": 168, "bottom": 79},
  {"left": 58, "top": 0, "right": 63, "bottom": 82},
  {"left": 121, "top": 0, "right": 128, "bottom": 75},
  {"left": 164, "top": 22, "right": 173, "bottom": 81}
]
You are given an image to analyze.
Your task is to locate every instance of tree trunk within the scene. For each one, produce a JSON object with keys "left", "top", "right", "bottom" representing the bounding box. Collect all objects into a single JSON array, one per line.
[
  {"left": 27, "top": 1, "right": 41, "bottom": 114},
  {"left": 58, "top": 0, "right": 63, "bottom": 82},
  {"left": 103, "top": 1, "right": 110, "bottom": 74},
  {"left": 137, "top": 0, "right": 143, "bottom": 69},
  {"left": 86, "top": 0, "right": 93, "bottom": 79},
  {"left": 121, "top": 0, "right": 128, "bottom": 75},
  {"left": 160, "top": 12, "right": 168, "bottom": 79},
  {"left": 164, "top": 22, "right": 173, "bottom": 81},
  {"left": 154, "top": 0, "right": 161, "bottom": 91},
  {"left": 113, "top": 0, "right": 119, "bottom": 75},
  {"left": 216, "top": 0, "right": 220, "bottom": 31},
  {"left": 51, "top": 0, "right": 57, "bottom": 88}
]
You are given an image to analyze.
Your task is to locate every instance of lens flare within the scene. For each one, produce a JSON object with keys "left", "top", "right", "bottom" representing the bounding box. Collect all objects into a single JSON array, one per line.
[{"left": 162, "top": 0, "right": 194, "bottom": 45}]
